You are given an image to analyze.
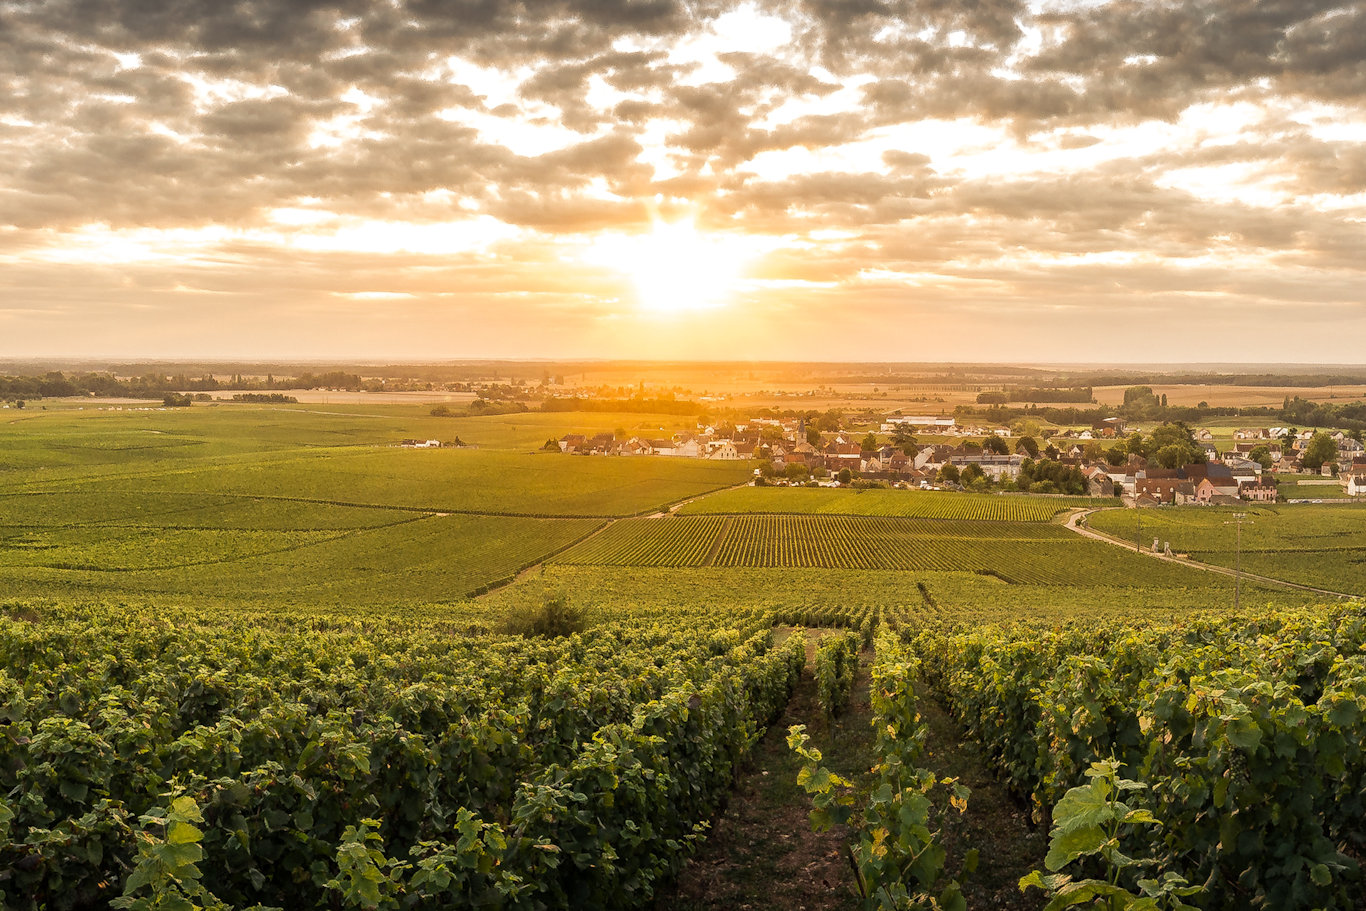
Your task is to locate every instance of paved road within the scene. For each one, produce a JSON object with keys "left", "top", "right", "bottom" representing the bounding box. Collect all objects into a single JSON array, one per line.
[{"left": 1065, "top": 508, "right": 1359, "bottom": 600}]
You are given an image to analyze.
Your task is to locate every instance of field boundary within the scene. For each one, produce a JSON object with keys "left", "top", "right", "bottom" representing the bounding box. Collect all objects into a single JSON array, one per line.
[
  {"left": 473, "top": 477, "right": 754, "bottom": 597},
  {"left": 1066, "top": 508, "right": 1359, "bottom": 599}
]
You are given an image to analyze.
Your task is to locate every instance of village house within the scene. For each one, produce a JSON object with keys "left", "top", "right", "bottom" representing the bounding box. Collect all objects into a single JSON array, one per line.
[
  {"left": 707, "top": 440, "right": 740, "bottom": 460},
  {"left": 949, "top": 452, "right": 1024, "bottom": 481},
  {"left": 1092, "top": 418, "right": 1126, "bottom": 438},
  {"left": 1083, "top": 466, "right": 1114, "bottom": 497},
  {"left": 1195, "top": 476, "right": 1241, "bottom": 504},
  {"left": 883, "top": 415, "right": 956, "bottom": 433},
  {"left": 1240, "top": 478, "right": 1278, "bottom": 502},
  {"left": 914, "top": 444, "right": 956, "bottom": 472},
  {"left": 1134, "top": 477, "right": 1193, "bottom": 505},
  {"left": 1344, "top": 473, "right": 1366, "bottom": 496}
]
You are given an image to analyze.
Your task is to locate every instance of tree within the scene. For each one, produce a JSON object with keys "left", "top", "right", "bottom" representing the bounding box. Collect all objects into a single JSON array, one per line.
[
  {"left": 1105, "top": 445, "right": 1127, "bottom": 467},
  {"left": 1153, "top": 444, "right": 1191, "bottom": 469},
  {"left": 960, "top": 463, "right": 987, "bottom": 488},
  {"left": 837, "top": 467, "right": 853, "bottom": 485},
  {"left": 937, "top": 463, "right": 960, "bottom": 485},
  {"left": 982, "top": 435, "right": 1008, "bottom": 455},
  {"left": 1016, "top": 435, "right": 1040, "bottom": 458},
  {"left": 1302, "top": 432, "right": 1338, "bottom": 472},
  {"left": 1148, "top": 422, "right": 1195, "bottom": 450},
  {"left": 862, "top": 432, "right": 879, "bottom": 451},
  {"left": 1123, "top": 385, "right": 1155, "bottom": 406},
  {"left": 1248, "top": 445, "right": 1273, "bottom": 471},
  {"left": 813, "top": 410, "right": 842, "bottom": 433}
]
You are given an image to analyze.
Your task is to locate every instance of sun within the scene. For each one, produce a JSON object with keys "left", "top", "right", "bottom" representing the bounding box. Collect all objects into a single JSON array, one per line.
[{"left": 589, "top": 218, "right": 752, "bottom": 314}]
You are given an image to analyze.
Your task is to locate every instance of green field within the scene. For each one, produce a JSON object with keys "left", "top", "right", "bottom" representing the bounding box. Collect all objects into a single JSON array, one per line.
[
  {"left": 1087, "top": 503, "right": 1366, "bottom": 595},
  {"left": 552, "top": 513, "right": 1272, "bottom": 587},
  {"left": 677, "top": 486, "right": 1104, "bottom": 521},
  {"left": 1277, "top": 473, "right": 1358, "bottom": 500},
  {"left": 1, "top": 399, "right": 1360, "bottom": 910},
  {"left": 489, "top": 564, "right": 1313, "bottom": 621},
  {"left": 0, "top": 405, "right": 749, "bottom": 605}
]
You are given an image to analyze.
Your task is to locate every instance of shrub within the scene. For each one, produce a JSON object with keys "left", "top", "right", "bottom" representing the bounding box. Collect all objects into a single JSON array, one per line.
[{"left": 503, "top": 595, "right": 586, "bottom": 638}]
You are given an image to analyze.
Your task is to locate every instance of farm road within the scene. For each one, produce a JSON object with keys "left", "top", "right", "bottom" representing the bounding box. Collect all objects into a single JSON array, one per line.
[{"left": 1066, "top": 509, "right": 1358, "bottom": 600}]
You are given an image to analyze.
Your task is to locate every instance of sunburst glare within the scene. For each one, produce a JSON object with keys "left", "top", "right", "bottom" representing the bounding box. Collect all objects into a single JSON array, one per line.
[{"left": 589, "top": 217, "right": 754, "bottom": 315}]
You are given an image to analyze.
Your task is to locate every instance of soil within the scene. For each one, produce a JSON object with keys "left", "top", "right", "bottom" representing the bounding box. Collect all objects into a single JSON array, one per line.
[
  {"left": 915, "top": 691, "right": 1047, "bottom": 910},
  {"left": 658, "top": 635, "right": 1047, "bottom": 910},
  {"left": 655, "top": 638, "right": 873, "bottom": 911}
]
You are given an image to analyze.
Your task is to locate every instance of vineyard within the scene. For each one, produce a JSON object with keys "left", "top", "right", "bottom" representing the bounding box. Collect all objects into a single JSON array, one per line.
[
  {"left": 0, "top": 600, "right": 811, "bottom": 909},
  {"left": 489, "top": 564, "right": 1315, "bottom": 621},
  {"left": 553, "top": 514, "right": 1243, "bottom": 586},
  {"left": 0, "top": 408, "right": 754, "bottom": 608},
  {"left": 677, "top": 487, "right": 1104, "bottom": 522},
  {"left": 5, "top": 596, "right": 1364, "bottom": 909},
  {"left": 906, "top": 605, "right": 1366, "bottom": 909},
  {"left": 3, "top": 405, "right": 1364, "bottom": 909},
  {"left": 1087, "top": 503, "right": 1366, "bottom": 596}
]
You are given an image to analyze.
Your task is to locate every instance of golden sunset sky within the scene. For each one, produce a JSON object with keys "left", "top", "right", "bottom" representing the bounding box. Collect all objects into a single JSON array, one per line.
[{"left": 2, "top": 0, "right": 1364, "bottom": 361}]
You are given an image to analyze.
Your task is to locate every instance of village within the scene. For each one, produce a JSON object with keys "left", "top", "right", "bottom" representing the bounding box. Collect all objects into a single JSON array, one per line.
[{"left": 557, "top": 414, "right": 1366, "bottom": 504}]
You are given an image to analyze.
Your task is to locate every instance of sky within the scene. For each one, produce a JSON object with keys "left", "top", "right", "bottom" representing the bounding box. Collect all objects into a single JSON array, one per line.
[{"left": 2, "top": 0, "right": 1364, "bottom": 363}]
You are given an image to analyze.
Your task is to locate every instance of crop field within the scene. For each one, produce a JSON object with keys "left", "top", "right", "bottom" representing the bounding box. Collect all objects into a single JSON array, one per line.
[
  {"left": 488, "top": 565, "right": 1314, "bottom": 621},
  {"left": 0, "top": 405, "right": 754, "bottom": 606},
  {"left": 30, "top": 447, "right": 747, "bottom": 517},
  {"left": 678, "top": 486, "right": 1102, "bottom": 521},
  {"left": 1087, "top": 503, "right": 1366, "bottom": 596},
  {"left": 3, "top": 400, "right": 1363, "bottom": 910},
  {"left": 0, "top": 508, "right": 601, "bottom": 605},
  {"left": 553, "top": 514, "right": 1240, "bottom": 586}
]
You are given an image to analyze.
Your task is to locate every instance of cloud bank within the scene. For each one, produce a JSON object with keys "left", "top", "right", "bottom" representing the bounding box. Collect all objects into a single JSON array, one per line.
[{"left": 2, "top": 0, "right": 1363, "bottom": 360}]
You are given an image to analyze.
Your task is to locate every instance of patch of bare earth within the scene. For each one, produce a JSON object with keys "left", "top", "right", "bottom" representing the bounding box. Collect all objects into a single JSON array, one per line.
[
  {"left": 915, "top": 690, "right": 1046, "bottom": 910},
  {"left": 658, "top": 628, "right": 1049, "bottom": 910},
  {"left": 656, "top": 638, "right": 874, "bottom": 911}
]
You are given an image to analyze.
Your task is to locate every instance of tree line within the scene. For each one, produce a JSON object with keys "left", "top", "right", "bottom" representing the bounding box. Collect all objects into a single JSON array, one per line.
[{"left": 0, "top": 370, "right": 362, "bottom": 400}]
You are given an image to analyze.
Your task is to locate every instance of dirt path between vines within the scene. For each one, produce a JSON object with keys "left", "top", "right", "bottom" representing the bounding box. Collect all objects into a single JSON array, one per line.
[
  {"left": 915, "top": 693, "right": 1046, "bottom": 910},
  {"left": 658, "top": 636, "right": 1046, "bottom": 910},
  {"left": 656, "top": 636, "right": 871, "bottom": 911}
]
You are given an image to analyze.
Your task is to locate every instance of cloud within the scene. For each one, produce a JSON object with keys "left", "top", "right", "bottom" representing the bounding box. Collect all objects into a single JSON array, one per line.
[{"left": 0, "top": 0, "right": 1363, "bottom": 360}]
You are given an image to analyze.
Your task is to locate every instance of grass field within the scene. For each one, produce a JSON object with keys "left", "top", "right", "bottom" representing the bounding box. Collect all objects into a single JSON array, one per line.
[
  {"left": 1276, "top": 473, "right": 1358, "bottom": 500},
  {"left": 678, "top": 486, "right": 1103, "bottom": 521},
  {"left": 1087, "top": 503, "right": 1366, "bottom": 595}
]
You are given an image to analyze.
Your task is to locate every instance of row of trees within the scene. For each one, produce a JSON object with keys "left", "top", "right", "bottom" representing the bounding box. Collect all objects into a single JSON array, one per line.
[
  {"left": 959, "top": 387, "right": 1366, "bottom": 432},
  {"left": 0, "top": 370, "right": 362, "bottom": 400}
]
